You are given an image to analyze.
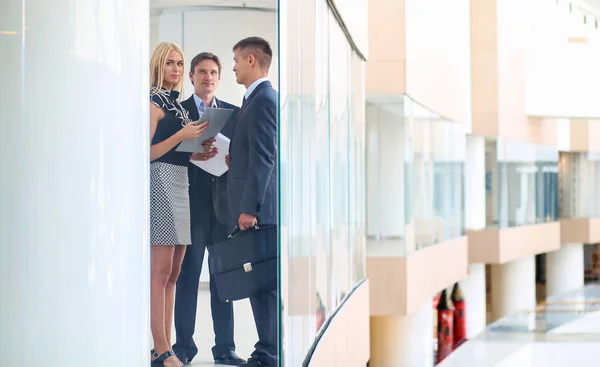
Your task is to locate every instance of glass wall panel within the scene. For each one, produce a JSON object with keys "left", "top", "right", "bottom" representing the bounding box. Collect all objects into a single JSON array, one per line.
[
  {"left": 329, "top": 12, "right": 351, "bottom": 309},
  {"left": 365, "top": 102, "right": 405, "bottom": 243},
  {"left": 559, "top": 152, "right": 600, "bottom": 218},
  {"left": 350, "top": 52, "right": 367, "bottom": 284},
  {"left": 365, "top": 96, "right": 465, "bottom": 256},
  {"left": 313, "top": 0, "right": 332, "bottom": 339},
  {"left": 403, "top": 95, "right": 466, "bottom": 252},
  {"left": 485, "top": 138, "right": 559, "bottom": 228},
  {"left": 329, "top": 0, "right": 369, "bottom": 56},
  {"left": 279, "top": 0, "right": 366, "bottom": 365}
]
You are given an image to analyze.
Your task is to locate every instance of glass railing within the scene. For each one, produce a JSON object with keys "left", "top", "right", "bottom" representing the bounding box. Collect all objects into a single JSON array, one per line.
[
  {"left": 559, "top": 152, "right": 600, "bottom": 219},
  {"left": 404, "top": 96, "right": 466, "bottom": 251},
  {"left": 366, "top": 95, "right": 466, "bottom": 255},
  {"left": 485, "top": 138, "right": 559, "bottom": 229}
]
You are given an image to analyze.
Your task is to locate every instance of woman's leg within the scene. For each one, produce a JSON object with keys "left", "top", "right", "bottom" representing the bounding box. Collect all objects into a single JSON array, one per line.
[
  {"left": 165, "top": 244, "right": 187, "bottom": 345},
  {"left": 151, "top": 246, "right": 175, "bottom": 354}
]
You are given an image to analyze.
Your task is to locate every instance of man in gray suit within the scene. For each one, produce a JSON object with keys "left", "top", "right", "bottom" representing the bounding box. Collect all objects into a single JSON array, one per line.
[{"left": 226, "top": 36, "right": 277, "bottom": 367}]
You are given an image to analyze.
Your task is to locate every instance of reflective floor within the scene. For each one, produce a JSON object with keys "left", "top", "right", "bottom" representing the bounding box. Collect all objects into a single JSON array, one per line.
[
  {"left": 172, "top": 286, "right": 257, "bottom": 366},
  {"left": 439, "top": 284, "right": 600, "bottom": 366}
]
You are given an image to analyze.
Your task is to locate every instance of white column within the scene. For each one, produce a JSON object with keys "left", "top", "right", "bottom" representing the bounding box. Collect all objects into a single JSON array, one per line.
[
  {"left": 459, "top": 135, "right": 487, "bottom": 338},
  {"left": 546, "top": 244, "right": 584, "bottom": 298},
  {"left": 491, "top": 256, "right": 536, "bottom": 321},
  {"left": 370, "top": 301, "right": 434, "bottom": 367},
  {"left": 465, "top": 136, "right": 486, "bottom": 231},
  {"left": 459, "top": 264, "right": 487, "bottom": 338},
  {"left": 0, "top": 1, "right": 150, "bottom": 366}
]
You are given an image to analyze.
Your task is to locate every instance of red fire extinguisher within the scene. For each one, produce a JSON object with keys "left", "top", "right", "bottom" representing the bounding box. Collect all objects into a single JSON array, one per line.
[
  {"left": 316, "top": 292, "right": 326, "bottom": 331},
  {"left": 436, "top": 289, "right": 454, "bottom": 363},
  {"left": 451, "top": 282, "right": 467, "bottom": 349}
]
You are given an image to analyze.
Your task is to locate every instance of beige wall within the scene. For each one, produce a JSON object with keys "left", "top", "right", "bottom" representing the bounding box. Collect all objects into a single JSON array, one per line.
[
  {"left": 568, "top": 119, "right": 600, "bottom": 152},
  {"left": 472, "top": 0, "right": 533, "bottom": 142},
  {"left": 561, "top": 218, "right": 600, "bottom": 245},
  {"left": 495, "top": 0, "right": 528, "bottom": 138},
  {"left": 404, "top": 0, "right": 471, "bottom": 124},
  {"left": 470, "top": 0, "right": 499, "bottom": 137},
  {"left": 366, "top": 0, "right": 405, "bottom": 95},
  {"left": 367, "top": 0, "right": 471, "bottom": 124},
  {"left": 307, "top": 281, "right": 370, "bottom": 367},
  {"left": 470, "top": 0, "right": 561, "bottom": 146},
  {"left": 367, "top": 236, "right": 468, "bottom": 316},
  {"left": 468, "top": 222, "right": 561, "bottom": 264}
]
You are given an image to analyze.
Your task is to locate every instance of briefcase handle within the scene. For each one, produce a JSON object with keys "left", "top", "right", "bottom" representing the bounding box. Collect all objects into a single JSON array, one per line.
[{"left": 228, "top": 224, "right": 260, "bottom": 239}]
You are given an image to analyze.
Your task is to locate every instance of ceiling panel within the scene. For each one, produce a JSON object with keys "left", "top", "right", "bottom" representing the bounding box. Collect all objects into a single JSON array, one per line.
[
  {"left": 150, "top": 0, "right": 277, "bottom": 10},
  {"left": 577, "top": 0, "right": 600, "bottom": 17}
]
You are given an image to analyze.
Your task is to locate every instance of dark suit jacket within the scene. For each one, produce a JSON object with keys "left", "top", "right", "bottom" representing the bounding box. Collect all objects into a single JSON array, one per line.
[
  {"left": 227, "top": 80, "right": 277, "bottom": 225},
  {"left": 181, "top": 95, "right": 239, "bottom": 243}
]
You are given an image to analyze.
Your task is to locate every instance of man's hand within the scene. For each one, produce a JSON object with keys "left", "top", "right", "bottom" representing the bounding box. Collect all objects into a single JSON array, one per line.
[
  {"left": 225, "top": 154, "right": 231, "bottom": 167},
  {"left": 201, "top": 138, "right": 216, "bottom": 150},
  {"left": 191, "top": 150, "right": 217, "bottom": 161},
  {"left": 238, "top": 213, "right": 257, "bottom": 231},
  {"left": 191, "top": 138, "right": 218, "bottom": 161}
]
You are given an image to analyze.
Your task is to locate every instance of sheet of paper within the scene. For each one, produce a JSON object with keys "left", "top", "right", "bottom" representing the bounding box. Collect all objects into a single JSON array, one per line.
[
  {"left": 190, "top": 133, "right": 230, "bottom": 177},
  {"left": 177, "top": 107, "right": 234, "bottom": 153}
]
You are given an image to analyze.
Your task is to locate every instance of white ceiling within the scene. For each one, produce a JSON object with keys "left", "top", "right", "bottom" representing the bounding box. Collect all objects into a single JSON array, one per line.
[
  {"left": 577, "top": 0, "right": 600, "bottom": 17},
  {"left": 150, "top": 0, "right": 277, "bottom": 11}
]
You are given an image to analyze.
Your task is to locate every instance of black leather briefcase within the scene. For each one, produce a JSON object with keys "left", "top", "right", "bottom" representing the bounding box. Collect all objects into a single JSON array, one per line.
[{"left": 207, "top": 224, "right": 277, "bottom": 303}]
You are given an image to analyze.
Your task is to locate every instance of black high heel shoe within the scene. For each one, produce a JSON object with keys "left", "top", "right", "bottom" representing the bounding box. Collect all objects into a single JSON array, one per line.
[{"left": 151, "top": 349, "right": 183, "bottom": 367}]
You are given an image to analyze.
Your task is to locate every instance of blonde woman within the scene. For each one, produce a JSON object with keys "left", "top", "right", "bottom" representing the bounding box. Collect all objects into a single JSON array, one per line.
[{"left": 149, "top": 42, "right": 207, "bottom": 367}]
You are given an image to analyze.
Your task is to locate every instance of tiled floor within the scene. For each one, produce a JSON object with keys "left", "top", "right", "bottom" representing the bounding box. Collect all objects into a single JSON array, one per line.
[
  {"left": 169, "top": 288, "right": 258, "bottom": 366},
  {"left": 439, "top": 284, "right": 600, "bottom": 366},
  {"left": 440, "top": 341, "right": 600, "bottom": 367},
  {"left": 185, "top": 283, "right": 600, "bottom": 367}
]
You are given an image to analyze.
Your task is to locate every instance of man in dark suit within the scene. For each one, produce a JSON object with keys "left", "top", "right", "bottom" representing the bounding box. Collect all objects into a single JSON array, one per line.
[
  {"left": 173, "top": 52, "right": 245, "bottom": 366},
  {"left": 226, "top": 37, "right": 278, "bottom": 367}
]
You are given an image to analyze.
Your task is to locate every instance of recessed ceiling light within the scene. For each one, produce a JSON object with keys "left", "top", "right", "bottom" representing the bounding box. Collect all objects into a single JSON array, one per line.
[{"left": 0, "top": 31, "right": 19, "bottom": 35}]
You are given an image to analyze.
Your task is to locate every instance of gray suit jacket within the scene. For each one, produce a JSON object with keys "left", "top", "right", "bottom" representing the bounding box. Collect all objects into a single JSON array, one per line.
[{"left": 227, "top": 80, "right": 277, "bottom": 225}]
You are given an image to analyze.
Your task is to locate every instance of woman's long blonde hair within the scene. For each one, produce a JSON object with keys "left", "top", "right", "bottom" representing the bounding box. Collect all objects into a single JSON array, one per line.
[{"left": 150, "top": 42, "right": 185, "bottom": 95}]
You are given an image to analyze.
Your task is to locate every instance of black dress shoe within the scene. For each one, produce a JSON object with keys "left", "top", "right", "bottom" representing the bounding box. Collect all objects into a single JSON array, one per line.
[
  {"left": 171, "top": 346, "right": 194, "bottom": 366},
  {"left": 214, "top": 351, "right": 246, "bottom": 365}
]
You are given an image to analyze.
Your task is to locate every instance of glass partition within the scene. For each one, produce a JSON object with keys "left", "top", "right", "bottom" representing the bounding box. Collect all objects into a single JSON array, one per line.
[
  {"left": 403, "top": 96, "right": 466, "bottom": 251},
  {"left": 279, "top": 0, "right": 366, "bottom": 364},
  {"left": 365, "top": 96, "right": 466, "bottom": 255},
  {"left": 559, "top": 152, "right": 600, "bottom": 218},
  {"left": 485, "top": 138, "right": 559, "bottom": 228}
]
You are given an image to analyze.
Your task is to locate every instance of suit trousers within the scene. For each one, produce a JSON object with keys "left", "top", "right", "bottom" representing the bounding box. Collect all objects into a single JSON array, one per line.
[
  {"left": 173, "top": 201, "right": 234, "bottom": 361},
  {"left": 249, "top": 289, "right": 279, "bottom": 366}
]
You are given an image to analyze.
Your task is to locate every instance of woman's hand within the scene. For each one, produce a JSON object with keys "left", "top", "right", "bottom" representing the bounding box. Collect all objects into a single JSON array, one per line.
[{"left": 177, "top": 121, "right": 208, "bottom": 141}]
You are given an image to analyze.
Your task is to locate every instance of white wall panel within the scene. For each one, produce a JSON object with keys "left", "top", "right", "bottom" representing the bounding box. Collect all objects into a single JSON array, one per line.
[{"left": 0, "top": 0, "right": 150, "bottom": 365}]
